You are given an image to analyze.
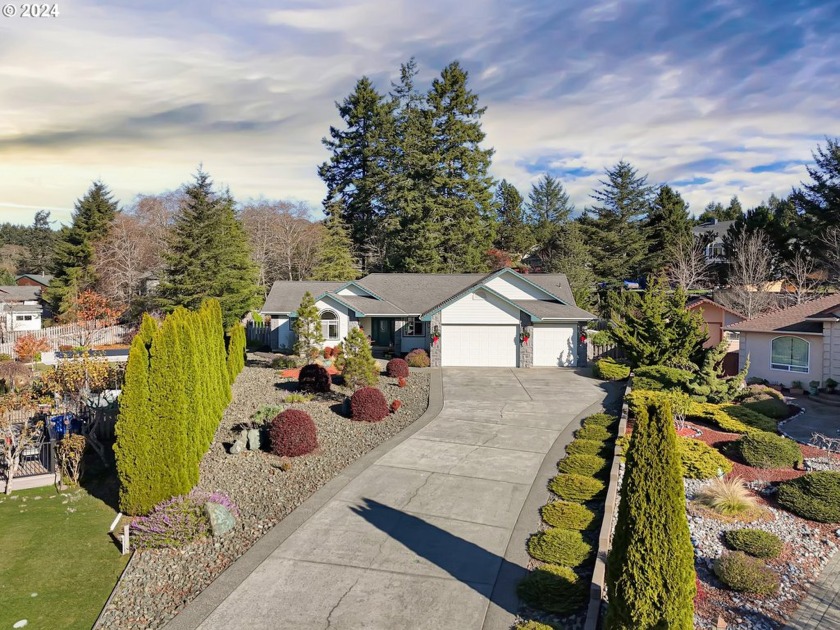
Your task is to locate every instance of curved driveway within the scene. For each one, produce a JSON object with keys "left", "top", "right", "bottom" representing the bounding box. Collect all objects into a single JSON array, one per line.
[{"left": 167, "top": 368, "right": 611, "bottom": 630}]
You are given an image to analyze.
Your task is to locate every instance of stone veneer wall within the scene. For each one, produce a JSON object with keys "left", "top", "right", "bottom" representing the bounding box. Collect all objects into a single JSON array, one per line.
[
  {"left": 520, "top": 313, "right": 533, "bottom": 368},
  {"left": 430, "top": 313, "right": 442, "bottom": 367},
  {"left": 577, "top": 321, "right": 588, "bottom": 367}
]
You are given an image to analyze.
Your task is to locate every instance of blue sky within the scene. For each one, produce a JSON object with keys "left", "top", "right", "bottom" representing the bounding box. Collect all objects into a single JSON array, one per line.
[{"left": 0, "top": 0, "right": 838, "bottom": 225}]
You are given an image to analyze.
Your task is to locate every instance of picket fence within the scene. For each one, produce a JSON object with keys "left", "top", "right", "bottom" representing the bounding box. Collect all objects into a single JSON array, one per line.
[{"left": 0, "top": 324, "right": 129, "bottom": 359}]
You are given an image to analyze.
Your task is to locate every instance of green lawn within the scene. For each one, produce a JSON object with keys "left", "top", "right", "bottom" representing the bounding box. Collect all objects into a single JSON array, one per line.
[{"left": 0, "top": 486, "right": 128, "bottom": 630}]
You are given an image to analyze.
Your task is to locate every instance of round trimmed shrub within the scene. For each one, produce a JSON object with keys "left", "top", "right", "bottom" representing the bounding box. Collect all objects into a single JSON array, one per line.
[
  {"left": 575, "top": 424, "right": 610, "bottom": 441},
  {"left": 678, "top": 438, "right": 733, "bottom": 479},
  {"left": 269, "top": 410, "right": 318, "bottom": 457},
  {"left": 515, "top": 622, "right": 558, "bottom": 630},
  {"left": 723, "top": 529, "right": 783, "bottom": 559},
  {"left": 350, "top": 387, "right": 389, "bottom": 422},
  {"left": 549, "top": 473, "right": 605, "bottom": 502},
  {"left": 516, "top": 563, "right": 586, "bottom": 615},
  {"left": 405, "top": 348, "right": 430, "bottom": 368},
  {"left": 735, "top": 431, "right": 802, "bottom": 469},
  {"left": 541, "top": 501, "right": 597, "bottom": 530},
  {"left": 593, "top": 357, "right": 630, "bottom": 381},
  {"left": 557, "top": 454, "right": 608, "bottom": 477},
  {"left": 298, "top": 363, "right": 331, "bottom": 393},
  {"left": 582, "top": 412, "right": 618, "bottom": 428},
  {"left": 777, "top": 471, "right": 840, "bottom": 523},
  {"left": 386, "top": 358, "right": 409, "bottom": 378},
  {"left": 713, "top": 551, "right": 780, "bottom": 595},
  {"left": 565, "top": 439, "right": 607, "bottom": 457},
  {"left": 528, "top": 527, "right": 592, "bottom": 567}
]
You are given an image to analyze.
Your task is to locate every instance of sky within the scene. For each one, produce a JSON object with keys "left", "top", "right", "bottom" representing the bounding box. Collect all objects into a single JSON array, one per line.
[{"left": 0, "top": 0, "right": 838, "bottom": 226}]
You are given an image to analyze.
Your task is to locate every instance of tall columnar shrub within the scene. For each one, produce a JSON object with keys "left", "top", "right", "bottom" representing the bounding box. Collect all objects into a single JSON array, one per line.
[
  {"left": 226, "top": 323, "right": 246, "bottom": 384},
  {"left": 605, "top": 399, "right": 695, "bottom": 629},
  {"left": 292, "top": 291, "right": 323, "bottom": 358},
  {"left": 342, "top": 326, "right": 379, "bottom": 389}
]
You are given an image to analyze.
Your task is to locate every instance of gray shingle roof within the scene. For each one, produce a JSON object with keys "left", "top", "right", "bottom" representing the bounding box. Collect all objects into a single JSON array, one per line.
[
  {"left": 0, "top": 286, "right": 41, "bottom": 302},
  {"left": 262, "top": 281, "right": 345, "bottom": 313},
  {"left": 355, "top": 273, "right": 486, "bottom": 314},
  {"left": 513, "top": 300, "right": 596, "bottom": 321},
  {"left": 525, "top": 274, "right": 576, "bottom": 304},
  {"left": 15, "top": 274, "right": 53, "bottom": 286},
  {"left": 333, "top": 294, "right": 406, "bottom": 315},
  {"left": 726, "top": 293, "right": 840, "bottom": 334}
]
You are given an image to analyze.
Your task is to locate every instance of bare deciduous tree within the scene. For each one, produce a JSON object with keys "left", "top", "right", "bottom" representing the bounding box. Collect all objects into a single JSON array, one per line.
[
  {"left": 783, "top": 249, "right": 819, "bottom": 304},
  {"left": 821, "top": 226, "right": 840, "bottom": 285},
  {"left": 720, "top": 230, "right": 776, "bottom": 318},
  {"left": 94, "top": 214, "right": 157, "bottom": 311},
  {"left": 666, "top": 238, "right": 711, "bottom": 290}
]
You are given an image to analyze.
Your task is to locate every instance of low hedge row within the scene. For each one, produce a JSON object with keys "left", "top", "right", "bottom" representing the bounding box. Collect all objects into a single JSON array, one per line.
[
  {"left": 557, "top": 453, "right": 608, "bottom": 477},
  {"left": 541, "top": 501, "right": 597, "bottom": 530},
  {"left": 565, "top": 439, "right": 607, "bottom": 457}
]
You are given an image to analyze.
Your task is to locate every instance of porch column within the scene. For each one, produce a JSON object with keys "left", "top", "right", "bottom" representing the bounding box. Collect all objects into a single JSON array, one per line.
[
  {"left": 577, "top": 321, "right": 588, "bottom": 367},
  {"left": 430, "top": 313, "right": 442, "bottom": 367},
  {"left": 520, "top": 313, "right": 533, "bottom": 368}
]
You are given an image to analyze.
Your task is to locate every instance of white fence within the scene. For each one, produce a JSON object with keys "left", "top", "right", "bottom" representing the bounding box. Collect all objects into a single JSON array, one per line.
[{"left": 0, "top": 324, "right": 129, "bottom": 359}]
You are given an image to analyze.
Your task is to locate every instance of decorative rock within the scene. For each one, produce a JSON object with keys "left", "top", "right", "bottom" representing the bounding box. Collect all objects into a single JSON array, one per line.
[
  {"left": 247, "top": 429, "right": 260, "bottom": 451},
  {"left": 229, "top": 440, "right": 244, "bottom": 455},
  {"left": 204, "top": 502, "right": 236, "bottom": 537}
]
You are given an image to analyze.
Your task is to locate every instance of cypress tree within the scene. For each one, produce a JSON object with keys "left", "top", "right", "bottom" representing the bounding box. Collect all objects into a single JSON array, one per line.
[
  {"left": 205, "top": 299, "right": 232, "bottom": 408},
  {"left": 226, "top": 323, "right": 246, "bottom": 384},
  {"left": 310, "top": 211, "right": 360, "bottom": 281},
  {"left": 605, "top": 399, "right": 695, "bottom": 629}
]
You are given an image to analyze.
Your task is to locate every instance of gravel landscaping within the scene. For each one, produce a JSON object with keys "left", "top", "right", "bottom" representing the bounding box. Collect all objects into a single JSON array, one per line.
[{"left": 97, "top": 355, "right": 430, "bottom": 630}]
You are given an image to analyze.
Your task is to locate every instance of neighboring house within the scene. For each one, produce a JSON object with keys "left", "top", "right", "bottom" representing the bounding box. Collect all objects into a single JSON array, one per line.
[
  {"left": 0, "top": 286, "right": 44, "bottom": 332},
  {"left": 260, "top": 268, "right": 596, "bottom": 368},
  {"left": 687, "top": 297, "right": 745, "bottom": 349},
  {"left": 692, "top": 219, "right": 736, "bottom": 264},
  {"left": 15, "top": 274, "right": 53, "bottom": 289},
  {"left": 726, "top": 293, "right": 840, "bottom": 387}
]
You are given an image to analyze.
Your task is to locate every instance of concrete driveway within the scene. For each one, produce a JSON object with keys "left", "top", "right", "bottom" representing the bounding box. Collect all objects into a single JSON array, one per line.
[{"left": 167, "top": 368, "right": 611, "bottom": 630}]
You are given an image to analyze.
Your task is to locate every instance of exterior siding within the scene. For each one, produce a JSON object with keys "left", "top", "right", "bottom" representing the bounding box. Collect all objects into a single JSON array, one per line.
[
  {"left": 397, "top": 318, "right": 429, "bottom": 353},
  {"left": 824, "top": 321, "right": 840, "bottom": 385},
  {"left": 270, "top": 316, "right": 292, "bottom": 351},
  {"left": 485, "top": 275, "right": 548, "bottom": 301},
  {"left": 740, "top": 331, "right": 823, "bottom": 387},
  {"left": 337, "top": 285, "right": 371, "bottom": 297},
  {"left": 440, "top": 290, "right": 520, "bottom": 325},
  {"left": 315, "top": 297, "right": 350, "bottom": 347}
]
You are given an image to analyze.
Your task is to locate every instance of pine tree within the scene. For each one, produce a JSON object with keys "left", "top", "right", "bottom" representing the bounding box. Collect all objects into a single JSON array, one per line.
[
  {"left": 644, "top": 185, "right": 693, "bottom": 275},
  {"left": 605, "top": 399, "right": 695, "bottom": 629},
  {"left": 341, "top": 326, "right": 379, "bottom": 389},
  {"left": 426, "top": 61, "right": 496, "bottom": 272},
  {"left": 158, "top": 170, "right": 259, "bottom": 329},
  {"left": 552, "top": 222, "right": 595, "bottom": 306},
  {"left": 494, "top": 180, "right": 534, "bottom": 257},
  {"left": 581, "top": 161, "right": 653, "bottom": 285},
  {"left": 47, "top": 181, "right": 118, "bottom": 315},
  {"left": 793, "top": 137, "right": 840, "bottom": 247},
  {"left": 21, "top": 210, "right": 55, "bottom": 275},
  {"left": 526, "top": 174, "right": 574, "bottom": 271},
  {"left": 292, "top": 291, "right": 323, "bottom": 358},
  {"left": 311, "top": 212, "right": 360, "bottom": 281}
]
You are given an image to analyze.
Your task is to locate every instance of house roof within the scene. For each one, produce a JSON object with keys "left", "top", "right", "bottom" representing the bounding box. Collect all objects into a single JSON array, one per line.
[
  {"left": 691, "top": 220, "right": 736, "bottom": 238},
  {"left": 357, "top": 273, "right": 486, "bottom": 314},
  {"left": 513, "top": 300, "right": 596, "bottom": 321},
  {"left": 262, "top": 281, "right": 345, "bottom": 313},
  {"left": 6, "top": 303, "right": 41, "bottom": 313},
  {"left": 725, "top": 293, "right": 840, "bottom": 334},
  {"left": 687, "top": 296, "right": 745, "bottom": 319},
  {"left": 15, "top": 274, "right": 53, "bottom": 286},
  {"left": 0, "top": 286, "right": 41, "bottom": 302},
  {"left": 331, "top": 294, "right": 405, "bottom": 315}
]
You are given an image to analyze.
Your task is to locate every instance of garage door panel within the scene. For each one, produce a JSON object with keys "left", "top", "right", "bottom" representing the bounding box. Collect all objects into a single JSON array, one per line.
[
  {"left": 442, "top": 325, "right": 518, "bottom": 367},
  {"left": 533, "top": 325, "right": 576, "bottom": 367}
]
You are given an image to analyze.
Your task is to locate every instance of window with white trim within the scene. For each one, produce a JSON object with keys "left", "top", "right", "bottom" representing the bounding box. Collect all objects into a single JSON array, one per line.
[
  {"left": 320, "top": 310, "right": 339, "bottom": 340},
  {"left": 403, "top": 317, "right": 425, "bottom": 337},
  {"left": 771, "top": 336, "right": 809, "bottom": 373}
]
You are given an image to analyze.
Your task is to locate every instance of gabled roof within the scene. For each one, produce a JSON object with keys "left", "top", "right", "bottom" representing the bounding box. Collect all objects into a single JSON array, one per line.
[
  {"left": 356, "top": 273, "right": 485, "bottom": 314},
  {"left": 687, "top": 296, "right": 745, "bottom": 319},
  {"left": 262, "top": 281, "right": 344, "bottom": 313},
  {"left": 726, "top": 293, "right": 840, "bottom": 334},
  {"left": 15, "top": 274, "right": 53, "bottom": 286},
  {"left": 0, "top": 286, "right": 41, "bottom": 302},
  {"left": 691, "top": 220, "right": 736, "bottom": 238},
  {"left": 513, "top": 300, "right": 596, "bottom": 321},
  {"left": 331, "top": 294, "right": 405, "bottom": 315}
]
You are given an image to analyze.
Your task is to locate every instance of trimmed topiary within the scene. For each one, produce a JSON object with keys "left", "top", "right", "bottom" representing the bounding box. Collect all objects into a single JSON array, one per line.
[
  {"left": 298, "top": 363, "right": 331, "bottom": 393},
  {"left": 735, "top": 431, "right": 802, "bottom": 469},
  {"left": 583, "top": 412, "right": 618, "bottom": 428},
  {"left": 723, "top": 529, "right": 783, "bottom": 559},
  {"left": 350, "top": 387, "right": 390, "bottom": 422},
  {"left": 541, "top": 501, "right": 597, "bottom": 530},
  {"left": 528, "top": 527, "right": 593, "bottom": 567},
  {"left": 723, "top": 405, "right": 778, "bottom": 432},
  {"left": 386, "top": 358, "right": 410, "bottom": 378},
  {"left": 557, "top": 453, "right": 608, "bottom": 477},
  {"left": 713, "top": 552, "right": 780, "bottom": 595},
  {"left": 515, "top": 622, "right": 559, "bottom": 630},
  {"left": 593, "top": 357, "right": 630, "bottom": 381},
  {"left": 405, "top": 348, "right": 430, "bottom": 368},
  {"left": 575, "top": 424, "right": 610, "bottom": 441},
  {"left": 777, "top": 471, "right": 840, "bottom": 523},
  {"left": 565, "top": 439, "right": 607, "bottom": 457},
  {"left": 678, "top": 438, "right": 733, "bottom": 479},
  {"left": 269, "top": 410, "right": 318, "bottom": 457},
  {"left": 517, "top": 563, "right": 586, "bottom": 615},
  {"left": 549, "top": 473, "right": 605, "bottom": 503}
]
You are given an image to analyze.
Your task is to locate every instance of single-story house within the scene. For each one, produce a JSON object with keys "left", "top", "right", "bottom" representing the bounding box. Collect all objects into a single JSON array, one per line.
[
  {"left": 260, "top": 268, "right": 596, "bottom": 368},
  {"left": 692, "top": 219, "right": 736, "bottom": 264},
  {"left": 725, "top": 293, "right": 840, "bottom": 387},
  {"left": 687, "top": 297, "right": 745, "bottom": 350},
  {"left": 0, "top": 285, "right": 44, "bottom": 332},
  {"left": 15, "top": 274, "right": 53, "bottom": 289}
]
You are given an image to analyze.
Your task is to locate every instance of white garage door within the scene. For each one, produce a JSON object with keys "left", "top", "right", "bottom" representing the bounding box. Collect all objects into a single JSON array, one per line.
[
  {"left": 533, "top": 325, "right": 576, "bottom": 367},
  {"left": 441, "top": 325, "right": 518, "bottom": 367}
]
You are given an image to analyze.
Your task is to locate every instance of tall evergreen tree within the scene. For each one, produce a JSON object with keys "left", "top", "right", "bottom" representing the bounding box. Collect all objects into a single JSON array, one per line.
[
  {"left": 426, "top": 61, "right": 496, "bottom": 272},
  {"left": 644, "top": 185, "right": 693, "bottom": 274},
  {"left": 311, "top": 211, "right": 360, "bottom": 281},
  {"left": 581, "top": 161, "right": 653, "bottom": 284},
  {"left": 494, "top": 180, "right": 534, "bottom": 256},
  {"left": 47, "top": 182, "right": 118, "bottom": 315},
  {"left": 553, "top": 222, "right": 595, "bottom": 306},
  {"left": 792, "top": 137, "right": 840, "bottom": 240},
  {"left": 158, "top": 170, "right": 259, "bottom": 329},
  {"left": 21, "top": 210, "right": 55, "bottom": 274},
  {"left": 697, "top": 196, "right": 744, "bottom": 223},
  {"left": 292, "top": 291, "right": 324, "bottom": 358},
  {"left": 526, "top": 174, "right": 574, "bottom": 270}
]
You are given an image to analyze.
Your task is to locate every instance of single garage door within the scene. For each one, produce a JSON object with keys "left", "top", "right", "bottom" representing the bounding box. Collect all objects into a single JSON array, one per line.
[
  {"left": 441, "top": 324, "right": 518, "bottom": 367},
  {"left": 532, "top": 324, "right": 576, "bottom": 367}
]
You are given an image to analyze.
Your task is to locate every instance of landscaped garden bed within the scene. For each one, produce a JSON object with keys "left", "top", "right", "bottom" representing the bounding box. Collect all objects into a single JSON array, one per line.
[{"left": 96, "top": 355, "right": 430, "bottom": 629}]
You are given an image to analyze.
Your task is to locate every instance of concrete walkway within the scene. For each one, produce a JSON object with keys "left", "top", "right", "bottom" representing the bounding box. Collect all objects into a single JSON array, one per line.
[
  {"left": 784, "top": 550, "right": 840, "bottom": 629},
  {"left": 167, "top": 368, "right": 611, "bottom": 630},
  {"left": 781, "top": 396, "right": 840, "bottom": 444}
]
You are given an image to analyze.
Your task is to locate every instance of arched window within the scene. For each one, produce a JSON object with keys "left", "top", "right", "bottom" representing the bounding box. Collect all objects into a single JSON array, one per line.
[
  {"left": 771, "top": 336, "right": 809, "bottom": 373},
  {"left": 320, "top": 310, "right": 339, "bottom": 340}
]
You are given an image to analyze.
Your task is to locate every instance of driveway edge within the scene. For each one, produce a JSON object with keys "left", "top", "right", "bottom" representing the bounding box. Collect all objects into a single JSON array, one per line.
[{"left": 165, "top": 368, "right": 444, "bottom": 630}]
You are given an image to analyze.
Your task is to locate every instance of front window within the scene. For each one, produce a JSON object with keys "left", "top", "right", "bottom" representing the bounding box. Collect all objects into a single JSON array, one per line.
[
  {"left": 771, "top": 336, "right": 809, "bottom": 373},
  {"left": 404, "top": 317, "right": 425, "bottom": 337},
  {"left": 320, "top": 310, "right": 339, "bottom": 340},
  {"left": 15, "top": 315, "right": 33, "bottom": 321}
]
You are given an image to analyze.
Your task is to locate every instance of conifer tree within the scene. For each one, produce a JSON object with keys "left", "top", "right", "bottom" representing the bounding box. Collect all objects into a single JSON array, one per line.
[
  {"left": 47, "top": 181, "right": 118, "bottom": 315},
  {"left": 226, "top": 323, "right": 246, "bottom": 384},
  {"left": 205, "top": 299, "right": 232, "bottom": 409},
  {"left": 793, "top": 137, "right": 840, "bottom": 243},
  {"left": 526, "top": 174, "right": 574, "bottom": 271},
  {"left": 22, "top": 210, "right": 56, "bottom": 275},
  {"left": 310, "top": 212, "right": 360, "bottom": 281},
  {"left": 292, "top": 292, "right": 323, "bottom": 358},
  {"left": 341, "top": 326, "right": 379, "bottom": 389},
  {"left": 644, "top": 185, "right": 693, "bottom": 275},
  {"left": 552, "top": 222, "right": 595, "bottom": 305},
  {"left": 494, "top": 180, "right": 534, "bottom": 256},
  {"left": 605, "top": 399, "right": 695, "bottom": 629}
]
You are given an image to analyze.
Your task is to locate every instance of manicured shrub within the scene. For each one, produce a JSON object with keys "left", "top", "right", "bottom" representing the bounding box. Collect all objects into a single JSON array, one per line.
[
  {"left": 269, "top": 410, "right": 318, "bottom": 457},
  {"left": 271, "top": 355, "right": 298, "bottom": 369},
  {"left": 741, "top": 397, "right": 789, "bottom": 420},
  {"left": 284, "top": 393, "right": 313, "bottom": 404},
  {"left": 298, "top": 363, "right": 331, "bottom": 393},
  {"left": 777, "top": 471, "right": 840, "bottom": 523},
  {"left": 685, "top": 401, "right": 764, "bottom": 434},
  {"left": 557, "top": 453, "right": 608, "bottom": 477},
  {"left": 351, "top": 387, "right": 389, "bottom": 422},
  {"left": 713, "top": 552, "right": 780, "bottom": 595},
  {"left": 386, "top": 358, "right": 410, "bottom": 378},
  {"left": 225, "top": 323, "right": 246, "bottom": 383},
  {"left": 678, "top": 438, "right": 733, "bottom": 479},
  {"left": 517, "top": 564, "right": 586, "bottom": 615},
  {"left": 549, "top": 473, "right": 605, "bottom": 502},
  {"left": 390, "top": 399, "right": 401, "bottom": 413},
  {"left": 633, "top": 365, "right": 694, "bottom": 392},
  {"left": 695, "top": 476, "right": 758, "bottom": 516},
  {"left": 575, "top": 424, "right": 610, "bottom": 441},
  {"left": 723, "top": 405, "right": 777, "bottom": 432},
  {"left": 405, "top": 348, "right": 430, "bottom": 368},
  {"left": 735, "top": 432, "right": 802, "bottom": 469},
  {"left": 583, "top": 412, "right": 618, "bottom": 428},
  {"left": 593, "top": 357, "right": 630, "bottom": 381},
  {"left": 515, "top": 622, "right": 558, "bottom": 630},
  {"left": 541, "top": 501, "right": 597, "bottom": 530},
  {"left": 605, "top": 398, "right": 696, "bottom": 630},
  {"left": 528, "top": 528, "right": 592, "bottom": 567},
  {"left": 723, "top": 529, "right": 783, "bottom": 559},
  {"left": 565, "top": 439, "right": 607, "bottom": 457},
  {"left": 397, "top": 376, "right": 407, "bottom": 388},
  {"left": 342, "top": 327, "right": 379, "bottom": 389}
]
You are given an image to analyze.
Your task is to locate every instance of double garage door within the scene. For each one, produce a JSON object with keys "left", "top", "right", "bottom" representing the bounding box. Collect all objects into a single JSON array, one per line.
[{"left": 440, "top": 324, "right": 577, "bottom": 367}]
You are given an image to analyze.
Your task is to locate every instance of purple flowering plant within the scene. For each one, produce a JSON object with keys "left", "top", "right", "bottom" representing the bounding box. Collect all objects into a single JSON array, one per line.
[{"left": 131, "top": 489, "right": 239, "bottom": 549}]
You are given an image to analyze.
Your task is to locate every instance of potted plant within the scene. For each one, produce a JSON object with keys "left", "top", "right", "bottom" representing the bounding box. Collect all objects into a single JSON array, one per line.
[
  {"left": 789, "top": 380, "right": 804, "bottom": 396},
  {"left": 826, "top": 378, "right": 838, "bottom": 394},
  {"left": 809, "top": 380, "right": 820, "bottom": 396}
]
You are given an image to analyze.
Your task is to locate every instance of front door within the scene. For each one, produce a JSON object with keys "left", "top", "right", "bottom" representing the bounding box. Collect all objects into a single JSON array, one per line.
[{"left": 372, "top": 318, "right": 395, "bottom": 347}]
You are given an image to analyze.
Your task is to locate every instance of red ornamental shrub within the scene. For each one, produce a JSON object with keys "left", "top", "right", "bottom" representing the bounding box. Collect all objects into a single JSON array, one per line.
[
  {"left": 269, "top": 410, "right": 318, "bottom": 457},
  {"left": 298, "top": 363, "right": 331, "bottom": 393},
  {"left": 386, "top": 358, "right": 409, "bottom": 378},
  {"left": 391, "top": 400, "right": 402, "bottom": 413},
  {"left": 397, "top": 377, "right": 407, "bottom": 388},
  {"left": 351, "top": 387, "right": 389, "bottom": 422},
  {"left": 14, "top": 335, "right": 50, "bottom": 363}
]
